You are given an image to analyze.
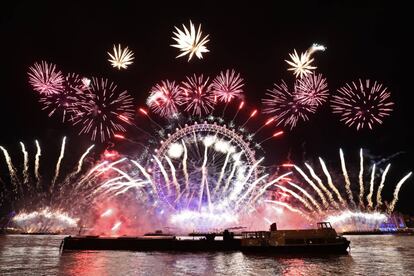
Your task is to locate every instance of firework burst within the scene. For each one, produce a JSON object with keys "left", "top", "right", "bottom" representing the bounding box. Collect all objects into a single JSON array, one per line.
[
  {"left": 28, "top": 61, "right": 64, "bottom": 95},
  {"left": 295, "top": 73, "right": 329, "bottom": 107},
  {"left": 171, "top": 20, "right": 209, "bottom": 61},
  {"left": 71, "top": 77, "right": 135, "bottom": 142},
  {"left": 38, "top": 73, "right": 86, "bottom": 122},
  {"left": 107, "top": 44, "right": 135, "bottom": 70},
  {"left": 331, "top": 79, "right": 394, "bottom": 130},
  {"left": 285, "top": 50, "right": 316, "bottom": 78},
  {"left": 146, "top": 80, "right": 182, "bottom": 118},
  {"left": 262, "top": 80, "right": 317, "bottom": 129},
  {"left": 210, "top": 69, "right": 245, "bottom": 103},
  {"left": 180, "top": 74, "right": 215, "bottom": 116}
]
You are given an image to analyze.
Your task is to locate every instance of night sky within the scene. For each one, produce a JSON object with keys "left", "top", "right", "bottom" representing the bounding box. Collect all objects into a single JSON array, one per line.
[{"left": 1, "top": 1, "right": 412, "bottom": 213}]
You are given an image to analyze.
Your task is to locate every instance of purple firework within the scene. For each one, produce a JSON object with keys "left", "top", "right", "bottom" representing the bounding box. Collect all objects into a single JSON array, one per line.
[
  {"left": 295, "top": 73, "right": 329, "bottom": 107},
  {"left": 28, "top": 61, "right": 64, "bottom": 95},
  {"left": 210, "top": 69, "right": 245, "bottom": 103},
  {"left": 331, "top": 79, "right": 394, "bottom": 130},
  {"left": 39, "top": 73, "right": 86, "bottom": 122},
  {"left": 71, "top": 77, "right": 135, "bottom": 142},
  {"left": 180, "top": 74, "right": 215, "bottom": 116},
  {"left": 262, "top": 80, "right": 317, "bottom": 129}
]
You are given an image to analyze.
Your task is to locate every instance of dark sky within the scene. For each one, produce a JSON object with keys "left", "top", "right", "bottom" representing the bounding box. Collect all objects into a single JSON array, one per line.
[{"left": 1, "top": 1, "right": 412, "bottom": 213}]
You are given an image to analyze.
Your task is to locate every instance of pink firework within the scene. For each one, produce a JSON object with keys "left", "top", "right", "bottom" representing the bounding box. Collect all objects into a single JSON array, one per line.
[
  {"left": 331, "top": 79, "right": 394, "bottom": 130},
  {"left": 180, "top": 74, "right": 215, "bottom": 116},
  {"left": 28, "top": 61, "right": 64, "bottom": 95},
  {"left": 262, "top": 80, "right": 317, "bottom": 129},
  {"left": 210, "top": 69, "right": 245, "bottom": 103},
  {"left": 146, "top": 80, "right": 182, "bottom": 117},
  {"left": 295, "top": 73, "right": 329, "bottom": 107},
  {"left": 71, "top": 77, "right": 135, "bottom": 142},
  {"left": 39, "top": 73, "right": 86, "bottom": 122}
]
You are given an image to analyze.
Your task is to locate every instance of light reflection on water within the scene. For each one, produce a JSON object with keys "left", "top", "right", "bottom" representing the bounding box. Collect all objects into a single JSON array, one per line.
[{"left": 0, "top": 234, "right": 413, "bottom": 275}]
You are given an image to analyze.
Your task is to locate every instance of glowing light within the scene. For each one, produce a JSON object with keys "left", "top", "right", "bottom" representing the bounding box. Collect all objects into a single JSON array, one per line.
[
  {"left": 295, "top": 73, "right": 329, "bottom": 107},
  {"left": 107, "top": 44, "right": 134, "bottom": 70},
  {"left": 171, "top": 20, "right": 209, "bottom": 61}
]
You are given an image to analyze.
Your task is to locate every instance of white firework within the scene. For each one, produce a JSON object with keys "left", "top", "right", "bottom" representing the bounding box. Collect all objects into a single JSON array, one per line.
[
  {"left": 171, "top": 20, "right": 209, "bottom": 61},
  {"left": 107, "top": 44, "right": 135, "bottom": 70},
  {"left": 285, "top": 49, "right": 316, "bottom": 78}
]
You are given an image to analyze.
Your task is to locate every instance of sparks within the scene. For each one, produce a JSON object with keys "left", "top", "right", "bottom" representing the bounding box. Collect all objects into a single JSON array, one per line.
[
  {"left": 171, "top": 20, "right": 209, "bottom": 61},
  {"left": 107, "top": 44, "right": 135, "bottom": 70}
]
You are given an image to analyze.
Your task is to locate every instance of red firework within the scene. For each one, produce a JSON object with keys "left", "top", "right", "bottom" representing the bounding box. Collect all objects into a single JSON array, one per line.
[
  {"left": 262, "top": 80, "right": 317, "bottom": 129},
  {"left": 146, "top": 80, "right": 182, "bottom": 118},
  {"left": 295, "top": 73, "right": 329, "bottom": 107},
  {"left": 71, "top": 77, "right": 135, "bottom": 142},
  {"left": 28, "top": 61, "right": 64, "bottom": 95},
  {"left": 180, "top": 74, "right": 215, "bottom": 116},
  {"left": 210, "top": 69, "right": 245, "bottom": 103},
  {"left": 331, "top": 79, "right": 394, "bottom": 130}
]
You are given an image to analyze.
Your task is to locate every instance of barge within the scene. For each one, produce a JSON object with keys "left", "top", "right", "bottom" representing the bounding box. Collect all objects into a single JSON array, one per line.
[{"left": 61, "top": 222, "right": 350, "bottom": 254}]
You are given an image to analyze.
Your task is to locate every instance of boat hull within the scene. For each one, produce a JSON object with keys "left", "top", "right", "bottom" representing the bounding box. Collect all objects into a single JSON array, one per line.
[{"left": 61, "top": 236, "right": 350, "bottom": 254}]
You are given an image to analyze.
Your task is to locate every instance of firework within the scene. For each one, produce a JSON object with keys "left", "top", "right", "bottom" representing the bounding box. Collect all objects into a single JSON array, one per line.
[
  {"left": 331, "top": 79, "right": 394, "bottom": 130},
  {"left": 107, "top": 44, "right": 135, "bottom": 70},
  {"left": 180, "top": 74, "right": 215, "bottom": 116},
  {"left": 171, "top": 20, "right": 209, "bottom": 61},
  {"left": 262, "top": 80, "right": 317, "bottom": 129},
  {"left": 71, "top": 77, "right": 135, "bottom": 142},
  {"left": 28, "top": 61, "right": 64, "bottom": 95},
  {"left": 285, "top": 50, "right": 316, "bottom": 78},
  {"left": 295, "top": 73, "right": 329, "bottom": 107},
  {"left": 289, "top": 148, "right": 412, "bottom": 231},
  {"left": 39, "top": 73, "right": 86, "bottom": 122},
  {"left": 11, "top": 208, "right": 79, "bottom": 233},
  {"left": 210, "top": 69, "right": 245, "bottom": 103},
  {"left": 146, "top": 80, "right": 182, "bottom": 118},
  {"left": 0, "top": 138, "right": 102, "bottom": 233}
]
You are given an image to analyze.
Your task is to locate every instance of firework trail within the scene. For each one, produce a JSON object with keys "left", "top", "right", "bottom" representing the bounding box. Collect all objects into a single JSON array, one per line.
[
  {"left": 359, "top": 149, "right": 365, "bottom": 208},
  {"left": 273, "top": 184, "right": 315, "bottom": 212},
  {"left": 339, "top": 148, "right": 355, "bottom": 206},
  {"left": 295, "top": 73, "right": 329, "bottom": 107},
  {"left": 107, "top": 44, "right": 134, "bottom": 70},
  {"left": 0, "top": 146, "right": 18, "bottom": 192},
  {"left": 265, "top": 200, "right": 310, "bottom": 220},
  {"left": 287, "top": 182, "right": 322, "bottom": 212},
  {"left": 34, "top": 140, "right": 41, "bottom": 186},
  {"left": 210, "top": 69, "right": 245, "bottom": 103},
  {"left": 180, "top": 74, "right": 215, "bottom": 116},
  {"left": 294, "top": 165, "right": 329, "bottom": 208},
  {"left": 28, "top": 61, "right": 64, "bottom": 95},
  {"left": 319, "top": 158, "right": 346, "bottom": 207},
  {"left": 304, "top": 163, "right": 338, "bottom": 209},
  {"left": 19, "top": 142, "right": 29, "bottom": 184},
  {"left": 71, "top": 77, "right": 135, "bottom": 142},
  {"left": 388, "top": 172, "right": 412, "bottom": 213},
  {"left": 171, "top": 20, "right": 209, "bottom": 61},
  {"left": 366, "top": 164, "right": 376, "bottom": 209},
  {"left": 262, "top": 80, "right": 316, "bottom": 129},
  {"left": 331, "top": 79, "right": 394, "bottom": 130},
  {"left": 147, "top": 80, "right": 182, "bottom": 118},
  {"left": 376, "top": 164, "right": 391, "bottom": 209},
  {"left": 75, "top": 145, "right": 95, "bottom": 175},
  {"left": 51, "top": 137, "right": 66, "bottom": 190}
]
